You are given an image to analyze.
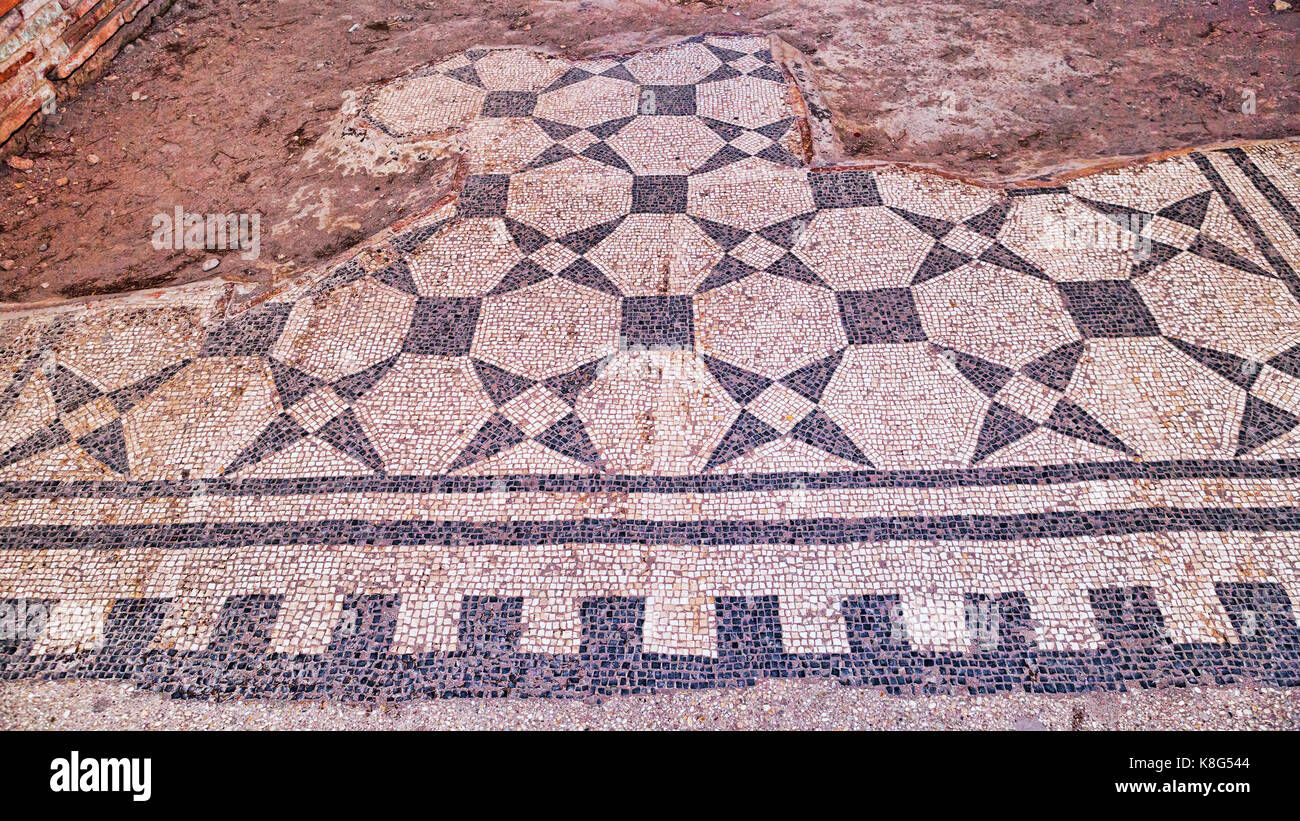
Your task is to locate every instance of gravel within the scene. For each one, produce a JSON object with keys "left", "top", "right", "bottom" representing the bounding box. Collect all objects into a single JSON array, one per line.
[{"left": 3, "top": 679, "right": 1296, "bottom": 731}]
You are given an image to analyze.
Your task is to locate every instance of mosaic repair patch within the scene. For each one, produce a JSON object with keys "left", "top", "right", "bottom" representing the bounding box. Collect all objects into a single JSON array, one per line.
[{"left": 3, "top": 35, "right": 1300, "bottom": 700}]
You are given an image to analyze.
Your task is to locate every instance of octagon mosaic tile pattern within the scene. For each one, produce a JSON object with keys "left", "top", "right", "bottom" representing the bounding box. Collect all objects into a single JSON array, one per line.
[{"left": 3, "top": 36, "right": 1300, "bottom": 700}]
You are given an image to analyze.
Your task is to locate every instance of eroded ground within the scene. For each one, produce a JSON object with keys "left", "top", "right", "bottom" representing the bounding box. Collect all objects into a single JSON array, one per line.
[{"left": 0, "top": 0, "right": 1297, "bottom": 302}]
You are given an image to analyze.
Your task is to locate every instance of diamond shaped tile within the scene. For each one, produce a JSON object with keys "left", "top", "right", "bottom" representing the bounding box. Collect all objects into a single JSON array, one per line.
[
  {"left": 747, "top": 382, "right": 815, "bottom": 434},
  {"left": 1056, "top": 279, "right": 1161, "bottom": 339}
]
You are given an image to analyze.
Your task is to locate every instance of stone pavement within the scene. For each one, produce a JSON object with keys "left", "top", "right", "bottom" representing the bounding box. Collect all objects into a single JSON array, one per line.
[{"left": 2, "top": 35, "right": 1300, "bottom": 701}]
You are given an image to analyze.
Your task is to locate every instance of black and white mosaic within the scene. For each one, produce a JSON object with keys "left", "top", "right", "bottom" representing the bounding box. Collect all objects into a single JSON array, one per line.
[{"left": 2, "top": 35, "right": 1300, "bottom": 701}]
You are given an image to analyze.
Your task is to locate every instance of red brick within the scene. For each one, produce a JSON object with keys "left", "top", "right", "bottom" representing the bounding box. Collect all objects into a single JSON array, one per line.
[{"left": 0, "top": 42, "right": 35, "bottom": 83}]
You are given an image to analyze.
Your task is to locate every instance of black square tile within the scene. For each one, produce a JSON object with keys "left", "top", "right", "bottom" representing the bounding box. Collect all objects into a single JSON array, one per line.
[
  {"left": 404, "top": 296, "right": 481, "bottom": 355},
  {"left": 1089, "top": 586, "right": 1166, "bottom": 645},
  {"left": 328, "top": 594, "right": 400, "bottom": 655},
  {"left": 99, "top": 598, "right": 170, "bottom": 657},
  {"left": 714, "top": 596, "right": 783, "bottom": 661},
  {"left": 1057, "top": 279, "right": 1161, "bottom": 338},
  {"left": 457, "top": 595, "right": 525, "bottom": 654},
  {"left": 580, "top": 596, "right": 645, "bottom": 656},
  {"left": 838, "top": 287, "right": 927, "bottom": 344},
  {"left": 1215, "top": 582, "right": 1300, "bottom": 648},
  {"left": 639, "top": 84, "right": 696, "bottom": 116},
  {"left": 964, "top": 591, "right": 1035, "bottom": 651},
  {"left": 208, "top": 594, "right": 282, "bottom": 654},
  {"left": 458, "top": 174, "right": 510, "bottom": 217},
  {"left": 631, "top": 175, "right": 688, "bottom": 213},
  {"left": 810, "top": 169, "right": 882, "bottom": 208},
  {"left": 621, "top": 295, "right": 694, "bottom": 349},
  {"left": 842, "top": 594, "right": 908, "bottom": 652},
  {"left": 481, "top": 90, "right": 538, "bottom": 117}
]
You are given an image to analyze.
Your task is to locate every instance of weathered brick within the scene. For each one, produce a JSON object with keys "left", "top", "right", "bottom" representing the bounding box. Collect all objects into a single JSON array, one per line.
[
  {"left": 0, "top": 1, "right": 65, "bottom": 63},
  {"left": 0, "top": 83, "right": 42, "bottom": 138},
  {"left": 2, "top": 0, "right": 161, "bottom": 144}
]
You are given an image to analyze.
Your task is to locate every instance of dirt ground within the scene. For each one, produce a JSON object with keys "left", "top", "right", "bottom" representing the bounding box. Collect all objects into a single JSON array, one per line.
[{"left": 0, "top": 0, "right": 1296, "bottom": 303}]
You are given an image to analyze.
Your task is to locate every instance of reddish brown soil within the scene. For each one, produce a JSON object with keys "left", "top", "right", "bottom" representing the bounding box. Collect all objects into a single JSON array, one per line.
[{"left": 0, "top": 0, "right": 1297, "bottom": 303}]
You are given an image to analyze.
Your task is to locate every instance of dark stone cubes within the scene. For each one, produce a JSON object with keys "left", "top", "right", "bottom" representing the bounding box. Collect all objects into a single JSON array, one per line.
[
  {"left": 809, "top": 169, "right": 882, "bottom": 209},
  {"left": 457, "top": 174, "right": 511, "bottom": 218},
  {"left": 404, "top": 297, "right": 481, "bottom": 356},
  {"left": 631, "top": 175, "right": 688, "bottom": 213},
  {"left": 1056, "top": 279, "right": 1160, "bottom": 338},
  {"left": 638, "top": 85, "right": 696, "bottom": 116},
  {"left": 838, "top": 287, "right": 927, "bottom": 344},
  {"left": 481, "top": 91, "right": 538, "bottom": 117},
  {"left": 621, "top": 295, "right": 694, "bottom": 349}
]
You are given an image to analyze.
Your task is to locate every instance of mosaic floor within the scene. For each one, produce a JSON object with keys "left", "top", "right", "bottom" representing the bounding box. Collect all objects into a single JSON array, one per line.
[{"left": 3, "top": 35, "right": 1300, "bottom": 700}]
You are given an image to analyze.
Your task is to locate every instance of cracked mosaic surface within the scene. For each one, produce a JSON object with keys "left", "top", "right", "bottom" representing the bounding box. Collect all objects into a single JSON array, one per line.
[{"left": 3, "top": 36, "right": 1300, "bottom": 700}]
